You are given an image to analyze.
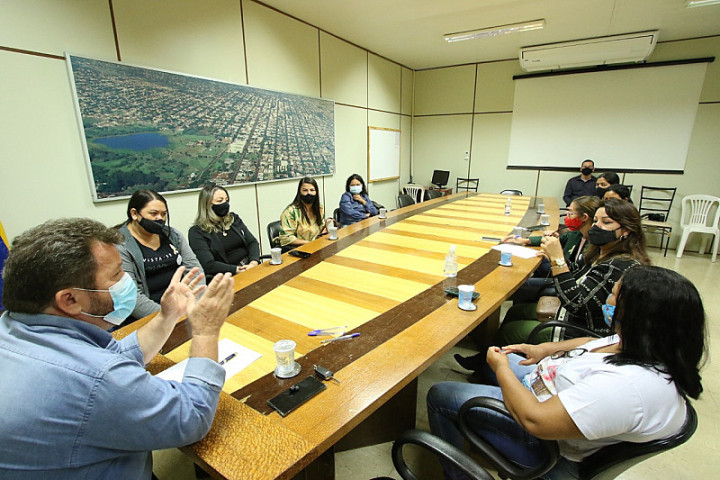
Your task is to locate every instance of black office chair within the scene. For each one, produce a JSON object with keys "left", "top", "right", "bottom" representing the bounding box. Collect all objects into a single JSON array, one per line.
[
  {"left": 332, "top": 207, "right": 344, "bottom": 228},
  {"left": 500, "top": 189, "right": 523, "bottom": 196},
  {"left": 398, "top": 194, "right": 415, "bottom": 208},
  {"left": 425, "top": 189, "right": 443, "bottom": 201},
  {"left": 267, "top": 220, "right": 295, "bottom": 253},
  {"left": 391, "top": 395, "right": 697, "bottom": 480},
  {"left": 527, "top": 320, "right": 601, "bottom": 344}
]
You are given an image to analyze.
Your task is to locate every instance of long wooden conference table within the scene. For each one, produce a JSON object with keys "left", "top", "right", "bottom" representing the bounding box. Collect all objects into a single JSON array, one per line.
[{"left": 115, "top": 192, "right": 557, "bottom": 480}]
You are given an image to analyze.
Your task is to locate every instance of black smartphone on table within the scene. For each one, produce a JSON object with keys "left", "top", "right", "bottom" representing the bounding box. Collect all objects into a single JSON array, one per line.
[
  {"left": 289, "top": 250, "right": 311, "bottom": 259},
  {"left": 267, "top": 376, "right": 326, "bottom": 417}
]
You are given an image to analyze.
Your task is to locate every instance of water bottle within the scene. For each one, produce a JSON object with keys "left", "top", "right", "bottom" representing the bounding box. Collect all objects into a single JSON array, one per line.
[
  {"left": 504, "top": 198, "right": 512, "bottom": 215},
  {"left": 443, "top": 244, "right": 458, "bottom": 289}
]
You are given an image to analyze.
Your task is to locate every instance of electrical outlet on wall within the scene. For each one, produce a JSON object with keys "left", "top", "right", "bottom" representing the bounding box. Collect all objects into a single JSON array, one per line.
[{"left": 464, "top": 151, "right": 469, "bottom": 161}]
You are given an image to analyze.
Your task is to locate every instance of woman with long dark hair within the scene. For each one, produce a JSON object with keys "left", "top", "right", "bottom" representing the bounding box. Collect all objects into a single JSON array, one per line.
[
  {"left": 279, "top": 176, "right": 327, "bottom": 247},
  {"left": 116, "top": 189, "right": 204, "bottom": 321},
  {"left": 430, "top": 266, "right": 706, "bottom": 480},
  {"left": 498, "top": 199, "right": 650, "bottom": 344},
  {"left": 338, "top": 173, "right": 378, "bottom": 226},
  {"left": 188, "top": 184, "right": 260, "bottom": 279}
]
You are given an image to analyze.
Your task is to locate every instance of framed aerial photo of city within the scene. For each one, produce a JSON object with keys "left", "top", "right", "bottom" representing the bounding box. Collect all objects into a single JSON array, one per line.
[{"left": 66, "top": 55, "right": 335, "bottom": 201}]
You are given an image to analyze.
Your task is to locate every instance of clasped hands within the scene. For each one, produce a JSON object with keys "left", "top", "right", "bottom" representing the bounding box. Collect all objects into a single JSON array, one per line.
[{"left": 486, "top": 343, "right": 547, "bottom": 372}]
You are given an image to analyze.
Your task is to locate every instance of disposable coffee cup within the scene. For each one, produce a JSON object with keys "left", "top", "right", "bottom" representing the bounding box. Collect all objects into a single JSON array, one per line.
[
  {"left": 270, "top": 247, "right": 282, "bottom": 265},
  {"left": 379, "top": 208, "right": 387, "bottom": 219},
  {"left": 274, "top": 340, "right": 300, "bottom": 378},
  {"left": 500, "top": 251, "right": 513, "bottom": 266},
  {"left": 328, "top": 226, "right": 338, "bottom": 240},
  {"left": 540, "top": 214, "right": 550, "bottom": 225},
  {"left": 458, "top": 284, "right": 477, "bottom": 311},
  {"left": 512, "top": 226, "right": 524, "bottom": 237}
]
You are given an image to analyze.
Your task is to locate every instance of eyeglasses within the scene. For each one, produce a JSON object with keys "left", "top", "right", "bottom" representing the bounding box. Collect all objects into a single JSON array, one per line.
[{"left": 550, "top": 348, "right": 588, "bottom": 360}]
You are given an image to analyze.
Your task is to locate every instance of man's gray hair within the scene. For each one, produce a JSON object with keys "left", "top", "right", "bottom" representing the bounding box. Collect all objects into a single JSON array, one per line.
[{"left": 2, "top": 218, "right": 123, "bottom": 314}]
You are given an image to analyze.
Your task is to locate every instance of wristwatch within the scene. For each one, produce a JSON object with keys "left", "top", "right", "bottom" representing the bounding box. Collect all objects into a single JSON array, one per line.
[{"left": 552, "top": 258, "right": 567, "bottom": 268}]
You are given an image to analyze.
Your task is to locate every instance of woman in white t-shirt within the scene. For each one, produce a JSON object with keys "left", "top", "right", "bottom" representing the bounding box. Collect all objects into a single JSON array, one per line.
[{"left": 427, "top": 266, "right": 706, "bottom": 480}]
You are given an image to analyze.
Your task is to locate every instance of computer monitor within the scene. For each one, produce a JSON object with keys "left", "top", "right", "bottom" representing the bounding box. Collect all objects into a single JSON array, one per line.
[{"left": 431, "top": 170, "right": 450, "bottom": 188}]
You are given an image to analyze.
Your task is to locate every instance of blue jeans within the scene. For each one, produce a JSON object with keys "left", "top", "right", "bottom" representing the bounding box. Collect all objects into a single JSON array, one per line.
[{"left": 426, "top": 354, "right": 580, "bottom": 480}]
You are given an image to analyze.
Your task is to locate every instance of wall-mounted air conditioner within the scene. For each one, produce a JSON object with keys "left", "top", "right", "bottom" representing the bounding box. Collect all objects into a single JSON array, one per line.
[{"left": 519, "top": 31, "right": 659, "bottom": 72}]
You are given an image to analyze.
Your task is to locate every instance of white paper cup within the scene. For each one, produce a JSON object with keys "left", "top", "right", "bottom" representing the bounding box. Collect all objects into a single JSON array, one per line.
[{"left": 270, "top": 247, "right": 282, "bottom": 264}]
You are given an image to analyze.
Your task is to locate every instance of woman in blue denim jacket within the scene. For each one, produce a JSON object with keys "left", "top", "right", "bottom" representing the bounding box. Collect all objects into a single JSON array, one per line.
[{"left": 338, "top": 174, "right": 378, "bottom": 226}]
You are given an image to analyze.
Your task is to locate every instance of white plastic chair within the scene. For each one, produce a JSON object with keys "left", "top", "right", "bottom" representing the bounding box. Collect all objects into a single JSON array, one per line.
[
  {"left": 402, "top": 184, "right": 424, "bottom": 203},
  {"left": 675, "top": 194, "right": 720, "bottom": 262}
]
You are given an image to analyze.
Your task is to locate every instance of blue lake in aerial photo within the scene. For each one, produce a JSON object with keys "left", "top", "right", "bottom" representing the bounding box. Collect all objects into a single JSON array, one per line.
[{"left": 94, "top": 133, "right": 169, "bottom": 151}]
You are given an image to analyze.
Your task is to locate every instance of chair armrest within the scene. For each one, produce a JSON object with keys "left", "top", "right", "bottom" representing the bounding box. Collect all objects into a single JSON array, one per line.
[
  {"left": 536, "top": 296, "right": 561, "bottom": 323},
  {"left": 457, "top": 397, "right": 559, "bottom": 480},
  {"left": 391, "top": 429, "right": 493, "bottom": 480},
  {"left": 527, "top": 321, "right": 601, "bottom": 344}
]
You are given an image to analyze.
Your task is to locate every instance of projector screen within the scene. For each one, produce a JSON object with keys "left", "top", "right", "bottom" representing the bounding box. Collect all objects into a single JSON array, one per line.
[{"left": 507, "top": 62, "right": 707, "bottom": 172}]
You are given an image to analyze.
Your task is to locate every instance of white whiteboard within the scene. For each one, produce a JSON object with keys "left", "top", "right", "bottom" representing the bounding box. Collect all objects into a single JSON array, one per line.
[
  {"left": 368, "top": 127, "right": 400, "bottom": 182},
  {"left": 507, "top": 62, "right": 707, "bottom": 172}
]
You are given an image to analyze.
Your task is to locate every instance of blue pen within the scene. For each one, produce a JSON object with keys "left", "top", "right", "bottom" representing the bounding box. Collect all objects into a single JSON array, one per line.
[
  {"left": 321, "top": 333, "right": 360, "bottom": 344},
  {"left": 219, "top": 352, "right": 237, "bottom": 365},
  {"left": 308, "top": 326, "right": 348, "bottom": 336}
]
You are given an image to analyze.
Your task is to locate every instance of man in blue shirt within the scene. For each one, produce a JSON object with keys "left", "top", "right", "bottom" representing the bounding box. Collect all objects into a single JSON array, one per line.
[
  {"left": 0, "top": 218, "right": 235, "bottom": 479},
  {"left": 563, "top": 159, "right": 597, "bottom": 206}
]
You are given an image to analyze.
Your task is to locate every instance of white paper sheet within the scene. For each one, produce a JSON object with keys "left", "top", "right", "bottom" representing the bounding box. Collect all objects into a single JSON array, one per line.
[
  {"left": 156, "top": 338, "right": 262, "bottom": 383},
  {"left": 491, "top": 243, "right": 540, "bottom": 260}
]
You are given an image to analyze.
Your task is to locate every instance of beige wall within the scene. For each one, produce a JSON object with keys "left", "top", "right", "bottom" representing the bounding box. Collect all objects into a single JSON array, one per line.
[
  {"left": 412, "top": 37, "right": 720, "bottom": 251},
  {"left": 0, "top": 0, "right": 412, "bottom": 252}
]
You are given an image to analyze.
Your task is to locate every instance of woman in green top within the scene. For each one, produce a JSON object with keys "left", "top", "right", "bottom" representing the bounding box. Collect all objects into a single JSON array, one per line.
[{"left": 279, "top": 176, "right": 328, "bottom": 247}]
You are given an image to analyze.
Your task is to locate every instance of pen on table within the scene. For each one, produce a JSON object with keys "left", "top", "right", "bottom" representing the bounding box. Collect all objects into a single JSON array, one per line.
[
  {"left": 308, "top": 326, "right": 348, "bottom": 336},
  {"left": 321, "top": 333, "right": 360, "bottom": 344},
  {"left": 481, "top": 236, "right": 502, "bottom": 242},
  {"left": 219, "top": 352, "right": 237, "bottom": 365}
]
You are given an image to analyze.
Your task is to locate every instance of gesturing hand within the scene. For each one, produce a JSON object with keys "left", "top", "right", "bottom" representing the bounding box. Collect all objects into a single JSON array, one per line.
[
  {"left": 159, "top": 267, "right": 206, "bottom": 322},
  {"left": 501, "top": 343, "right": 546, "bottom": 365},
  {"left": 187, "top": 272, "right": 235, "bottom": 337}
]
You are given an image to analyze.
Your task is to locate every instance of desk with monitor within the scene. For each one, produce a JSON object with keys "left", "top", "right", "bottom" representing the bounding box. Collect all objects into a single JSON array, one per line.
[{"left": 115, "top": 192, "right": 557, "bottom": 480}]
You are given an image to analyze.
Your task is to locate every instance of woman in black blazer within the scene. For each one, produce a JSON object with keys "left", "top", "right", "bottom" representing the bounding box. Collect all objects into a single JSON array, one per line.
[{"left": 188, "top": 184, "right": 260, "bottom": 279}]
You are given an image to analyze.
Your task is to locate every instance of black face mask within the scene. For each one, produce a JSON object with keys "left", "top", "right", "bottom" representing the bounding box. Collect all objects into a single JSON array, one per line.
[
  {"left": 212, "top": 202, "right": 230, "bottom": 217},
  {"left": 595, "top": 187, "right": 608, "bottom": 198},
  {"left": 588, "top": 225, "right": 621, "bottom": 246},
  {"left": 138, "top": 217, "right": 168, "bottom": 236},
  {"left": 581, "top": 167, "right": 594, "bottom": 176},
  {"left": 300, "top": 193, "right": 315, "bottom": 204}
]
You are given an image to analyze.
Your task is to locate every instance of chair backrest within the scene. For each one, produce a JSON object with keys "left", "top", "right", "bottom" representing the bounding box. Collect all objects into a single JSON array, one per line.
[
  {"left": 579, "top": 401, "right": 698, "bottom": 479},
  {"left": 638, "top": 186, "right": 677, "bottom": 221},
  {"left": 500, "top": 189, "right": 523, "bottom": 196},
  {"left": 456, "top": 177, "right": 479, "bottom": 192},
  {"left": 680, "top": 194, "right": 720, "bottom": 229},
  {"left": 332, "top": 207, "right": 342, "bottom": 227},
  {"left": 425, "top": 189, "right": 443, "bottom": 200},
  {"left": 267, "top": 220, "right": 282, "bottom": 249},
  {"left": 402, "top": 184, "right": 423, "bottom": 203},
  {"left": 397, "top": 194, "right": 414, "bottom": 209}
]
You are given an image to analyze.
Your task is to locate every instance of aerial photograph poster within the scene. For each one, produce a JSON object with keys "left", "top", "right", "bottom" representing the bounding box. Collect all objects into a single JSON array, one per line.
[{"left": 66, "top": 55, "right": 335, "bottom": 201}]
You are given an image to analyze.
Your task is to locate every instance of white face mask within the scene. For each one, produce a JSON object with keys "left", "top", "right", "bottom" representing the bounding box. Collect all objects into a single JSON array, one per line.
[
  {"left": 74, "top": 273, "right": 138, "bottom": 326},
  {"left": 349, "top": 185, "right": 362, "bottom": 194}
]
